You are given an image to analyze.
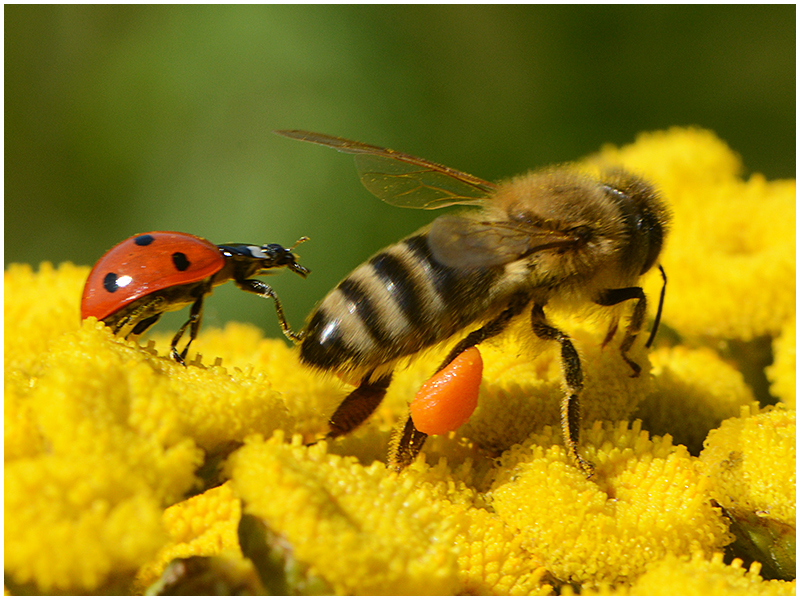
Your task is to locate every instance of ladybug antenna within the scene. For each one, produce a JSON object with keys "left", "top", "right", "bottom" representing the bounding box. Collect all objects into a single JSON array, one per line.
[{"left": 290, "top": 236, "right": 310, "bottom": 250}]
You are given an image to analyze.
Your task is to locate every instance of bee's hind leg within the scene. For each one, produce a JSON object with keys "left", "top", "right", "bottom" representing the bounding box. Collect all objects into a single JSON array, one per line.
[
  {"left": 327, "top": 371, "right": 392, "bottom": 439},
  {"left": 389, "top": 417, "right": 428, "bottom": 472},
  {"left": 389, "top": 293, "right": 530, "bottom": 471}
]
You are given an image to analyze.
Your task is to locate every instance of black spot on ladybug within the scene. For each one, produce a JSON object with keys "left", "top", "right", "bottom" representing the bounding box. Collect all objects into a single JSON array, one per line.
[
  {"left": 172, "top": 252, "right": 190, "bottom": 271},
  {"left": 135, "top": 234, "right": 156, "bottom": 246},
  {"left": 103, "top": 272, "right": 119, "bottom": 293}
]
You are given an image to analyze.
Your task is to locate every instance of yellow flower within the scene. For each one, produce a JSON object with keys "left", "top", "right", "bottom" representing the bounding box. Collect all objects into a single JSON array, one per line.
[
  {"left": 5, "top": 128, "right": 795, "bottom": 593},
  {"left": 628, "top": 552, "right": 796, "bottom": 595},
  {"left": 767, "top": 315, "right": 796, "bottom": 409},
  {"left": 228, "top": 433, "right": 462, "bottom": 595},
  {"left": 700, "top": 406, "right": 796, "bottom": 579},
  {"left": 5, "top": 307, "right": 207, "bottom": 592},
  {"left": 452, "top": 502, "right": 553, "bottom": 595},
  {"left": 701, "top": 406, "right": 795, "bottom": 529},
  {"left": 489, "top": 420, "right": 733, "bottom": 586},
  {"left": 594, "top": 127, "right": 795, "bottom": 342},
  {"left": 637, "top": 345, "right": 760, "bottom": 454},
  {"left": 149, "top": 322, "right": 349, "bottom": 440},
  {"left": 135, "top": 482, "right": 242, "bottom": 591},
  {"left": 230, "top": 434, "right": 555, "bottom": 595},
  {"left": 3, "top": 262, "right": 88, "bottom": 374},
  {"left": 430, "top": 320, "right": 652, "bottom": 459}
]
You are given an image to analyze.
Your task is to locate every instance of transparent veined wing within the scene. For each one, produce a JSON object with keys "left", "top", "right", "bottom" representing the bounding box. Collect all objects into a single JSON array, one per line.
[
  {"left": 275, "top": 130, "right": 496, "bottom": 209},
  {"left": 428, "top": 214, "right": 584, "bottom": 269}
]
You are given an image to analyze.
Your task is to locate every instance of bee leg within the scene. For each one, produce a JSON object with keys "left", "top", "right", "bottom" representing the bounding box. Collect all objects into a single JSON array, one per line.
[
  {"left": 435, "top": 292, "right": 531, "bottom": 371},
  {"left": 391, "top": 293, "right": 530, "bottom": 471},
  {"left": 600, "top": 318, "right": 618, "bottom": 348},
  {"left": 530, "top": 303, "right": 594, "bottom": 478},
  {"left": 327, "top": 372, "right": 393, "bottom": 439},
  {"left": 594, "top": 286, "right": 647, "bottom": 377},
  {"left": 388, "top": 416, "right": 428, "bottom": 472}
]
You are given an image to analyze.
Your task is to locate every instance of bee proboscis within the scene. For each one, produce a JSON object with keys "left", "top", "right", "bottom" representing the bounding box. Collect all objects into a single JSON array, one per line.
[{"left": 276, "top": 130, "right": 669, "bottom": 476}]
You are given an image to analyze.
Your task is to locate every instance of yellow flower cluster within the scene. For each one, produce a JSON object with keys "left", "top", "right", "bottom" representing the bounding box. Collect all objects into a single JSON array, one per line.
[
  {"left": 596, "top": 127, "right": 796, "bottom": 342},
  {"left": 638, "top": 345, "right": 759, "bottom": 454},
  {"left": 627, "top": 552, "right": 796, "bottom": 595},
  {"left": 5, "top": 128, "right": 795, "bottom": 594},
  {"left": 767, "top": 315, "right": 796, "bottom": 409},
  {"left": 700, "top": 406, "right": 796, "bottom": 579},
  {"left": 490, "top": 420, "right": 733, "bottom": 585},
  {"left": 457, "top": 323, "right": 654, "bottom": 457},
  {"left": 135, "top": 482, "right": 242, "bottom": 591}
]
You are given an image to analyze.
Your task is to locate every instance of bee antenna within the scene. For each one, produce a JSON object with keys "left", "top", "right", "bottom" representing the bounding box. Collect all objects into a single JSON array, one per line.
[{"left": 645, "top": 265, "right": 667, "bottom": 348}]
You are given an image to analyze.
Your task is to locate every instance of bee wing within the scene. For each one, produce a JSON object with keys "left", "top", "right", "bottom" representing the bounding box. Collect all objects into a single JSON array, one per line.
[
  {"left": 275, "top": 130, "right": 497, "bottom": 209},
  {"left": 428, "top": 215, "right": 581, "bottom": 269}
]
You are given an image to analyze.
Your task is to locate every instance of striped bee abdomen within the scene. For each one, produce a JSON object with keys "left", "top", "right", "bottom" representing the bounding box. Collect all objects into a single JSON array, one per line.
[{"left": 300, "top": 232, "right": 500, "bottom": 374}]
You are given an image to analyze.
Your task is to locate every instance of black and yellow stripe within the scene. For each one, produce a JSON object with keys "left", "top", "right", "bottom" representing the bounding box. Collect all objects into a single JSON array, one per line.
[{"left": 300, "top": 232, "right": 499, "bottom": 373}]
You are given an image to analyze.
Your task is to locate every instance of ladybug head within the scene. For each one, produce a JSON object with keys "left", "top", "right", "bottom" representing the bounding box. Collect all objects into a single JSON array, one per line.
[{"left": 218, "top": 239, "right": 310, "bottom": 280}]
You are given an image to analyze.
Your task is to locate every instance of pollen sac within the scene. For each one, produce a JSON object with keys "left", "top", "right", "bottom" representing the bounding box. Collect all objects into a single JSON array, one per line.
[{"left": 410, "top": 347, "right": 483, "bottom": 435}]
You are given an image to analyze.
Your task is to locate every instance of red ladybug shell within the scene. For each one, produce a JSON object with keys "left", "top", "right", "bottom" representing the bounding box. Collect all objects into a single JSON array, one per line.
[{"left": 81, "top": 232, "right": 225, "bottom": 321}]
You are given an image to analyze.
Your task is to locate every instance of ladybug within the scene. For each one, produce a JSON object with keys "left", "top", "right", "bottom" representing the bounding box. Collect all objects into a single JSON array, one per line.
[{"left": 81, "top": 231, "right": 309, "bottom": 364}]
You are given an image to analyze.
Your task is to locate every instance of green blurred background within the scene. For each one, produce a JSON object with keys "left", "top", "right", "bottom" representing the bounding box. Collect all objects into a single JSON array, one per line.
[{"left": 6, "top": 5, "right": 795, "bottom": 339}]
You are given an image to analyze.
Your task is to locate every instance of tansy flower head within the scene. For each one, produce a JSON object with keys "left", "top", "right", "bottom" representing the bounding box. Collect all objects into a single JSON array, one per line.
[
  {"left": 700, "top": 406, "right": 796, "bottom": 580},
  {"left": 134, "top": 482, "right": 242, "bottom": 591},
  {"left": 5, "top": 128, "right": 794, "bottom": 593},
  {"left": 458, "top": 318, "right": 653, "bottom": 457},
  {"left": 767, "top": 315, "right": 796, "bottom": 409},
  {"left": 628, "top": 552, "right": 796, "bottom": 595},
  {"left": 593, "top": 127, "right": 795, "bottom": 342},
  {"left": 637, "top": 345, "right": 760, "bottom": 455},
  {"left": 5, "top": 319, "right": 205, "bottom": 593},
  {"left": 488, "top": 420, "right": 733, "bottom": 586},
  {"left": 227, "top": 433, "right": 463, "bottom": 595}
]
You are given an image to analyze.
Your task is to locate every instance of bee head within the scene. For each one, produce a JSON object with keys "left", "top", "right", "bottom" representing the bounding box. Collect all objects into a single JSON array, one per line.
[{"left": 601, "top": 171, "right": 670, "bottom": 275}]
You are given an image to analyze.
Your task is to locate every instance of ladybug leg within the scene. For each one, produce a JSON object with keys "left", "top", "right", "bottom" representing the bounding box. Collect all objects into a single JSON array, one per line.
[
  {"left": 171, "top": 294, "right": 205, "bottom": 365},
  {"left": 234, "top": 279, "right": 303, "bottom": 343},
  {"left": 130, "top": 313, "right": 162, "bottom": 336},
  {"left": 389, "top": 293, "right": 529, "bottom": 471},
  {"left": 104, "top": 297, "right": 166, "bottom": 339}
]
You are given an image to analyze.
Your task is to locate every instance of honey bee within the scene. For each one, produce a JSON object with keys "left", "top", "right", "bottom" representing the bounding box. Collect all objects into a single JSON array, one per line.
[{"left": 276, "top": 130, "right": 669, "bottom": 475}]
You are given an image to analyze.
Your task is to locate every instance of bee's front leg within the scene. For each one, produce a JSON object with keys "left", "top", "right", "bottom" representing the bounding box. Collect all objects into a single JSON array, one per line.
[{"left": 594, "top": 286, "right": 647, "bottom": 377}]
